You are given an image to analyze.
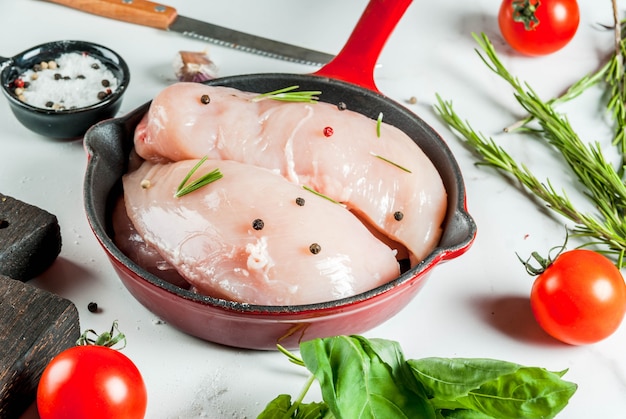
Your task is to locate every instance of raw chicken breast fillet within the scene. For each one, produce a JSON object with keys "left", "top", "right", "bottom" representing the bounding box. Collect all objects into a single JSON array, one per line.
[
  {"left": 123, "top": 158, "right": 400, "bottom": 305},
  {"left": 134, "top": 82, "right": 447, "bottom": 263}
]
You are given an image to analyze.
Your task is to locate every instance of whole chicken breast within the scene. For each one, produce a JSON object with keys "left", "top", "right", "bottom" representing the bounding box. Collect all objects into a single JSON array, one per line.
[
  {"left": 134, "top": 83, "right": 447, "bottom": 264},
  {"left": 123, "top": 158, "right": 400, "bottom": 306}
]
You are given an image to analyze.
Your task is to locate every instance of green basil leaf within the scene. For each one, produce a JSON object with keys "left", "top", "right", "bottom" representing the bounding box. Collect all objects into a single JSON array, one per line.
[
  {"left": 257, "top": 394, "right": 294, "bottom": 419},
  {"left": 455, "top": 367, "right": 577, "bottom": 419},
  {"left": 257, "top": 395, "right": 330, "bottom": 419},
  {"left": 409, "top": 358, "right": 576, "bottom": 419},
  {"left": 357, "top": 336, "right": 406, "bottom": 369},
  {"left": 359, "top": 336, "right": 432, "bottom": 399},
  {"left": 408, "top": 357, "right": 522, "bottom": 400},
  {"left": 300, "top": 336, "right": 436, "bottom": 419},
  {"left": 295, "top": 401, "right": 331, "bottom": 419},
  {"left": 438, "top": 409, "right": 494, "bottom": 419}
]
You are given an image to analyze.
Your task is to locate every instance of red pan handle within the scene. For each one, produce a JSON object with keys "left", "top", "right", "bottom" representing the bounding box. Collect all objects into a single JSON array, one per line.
[{"left": 314, "top": 0, "right": 413, "bottom": 92}]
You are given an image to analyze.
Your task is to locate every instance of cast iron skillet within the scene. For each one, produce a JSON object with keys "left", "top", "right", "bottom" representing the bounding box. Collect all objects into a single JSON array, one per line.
[{"left": 83, "top": 0, "right": 477, "bottom": 349}]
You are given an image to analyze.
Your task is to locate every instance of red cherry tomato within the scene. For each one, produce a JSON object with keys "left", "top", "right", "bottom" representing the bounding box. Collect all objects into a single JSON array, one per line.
[
  {"left": 529, "top": 249, "right": 626, "bottom": 345},
  {"left": 498, "top": 0, "right": 580, "bottom": 55},
  {"left": 37, "top": 345, "right": 147, "bottom": 419}
]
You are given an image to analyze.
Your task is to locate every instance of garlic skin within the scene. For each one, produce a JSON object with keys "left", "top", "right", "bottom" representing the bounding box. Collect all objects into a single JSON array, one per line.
[{"left": 173, "top": 51, "right": 218, "bottom": 83}]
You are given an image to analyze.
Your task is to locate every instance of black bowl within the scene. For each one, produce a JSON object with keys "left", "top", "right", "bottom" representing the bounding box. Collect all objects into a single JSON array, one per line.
[{"left": 0, "top": 40, "right": 130, "bottom": 139}]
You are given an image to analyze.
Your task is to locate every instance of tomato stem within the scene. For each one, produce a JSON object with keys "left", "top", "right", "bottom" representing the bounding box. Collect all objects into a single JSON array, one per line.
[
  {"left": 518, "top": 251, "right": 550, "bottom": 275},
  {"left": 512, "top": 0, "right": 541, "bottom": 31},
  {"left": 517, "top": 231, "right": 569, "bottom": 276},
  {"left": 76, "top": 320, "right": 127, "bottom": 349}
]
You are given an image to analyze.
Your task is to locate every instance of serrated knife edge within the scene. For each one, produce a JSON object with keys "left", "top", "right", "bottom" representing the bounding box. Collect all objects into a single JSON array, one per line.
[{"left": 171, "top": 16, "right": 334, "bottom": 67}]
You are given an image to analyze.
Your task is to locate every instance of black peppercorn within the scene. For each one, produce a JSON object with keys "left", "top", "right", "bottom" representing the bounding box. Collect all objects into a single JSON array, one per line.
[
  {"left": 252, "top": 218, "right": 264, "bottom": 230},
  {"left": 45, "top": 101, "right": 54, "bottom": 108},
  {"left": 54, "top": 73, "right": 62, "bottom": 80},
  {"left": 97, "top": 91, "right": 107, "bottom": 100},
  {"left": 200, "top": 94, "right": 211, "bottom": 104},
  {"left": 87, "top": 302, "right": 98, "bottom": 313},
  {"left": 91, "top": 63, "right": 100, "bottom": 69},
  {"left": 309, "top": 243, "right": 321, "bottom": 254},
  {"left": 337, "top": 102, "right": 347, "bottom": 111},
  {"left": 101, "top": 79, "right": 110, "bottom": 87},
  {"left": 393, "top": 211, "right": 404, "bottom": 221},
  {"left": 295, "top": 197, "right": 305, "bottom": 206}
]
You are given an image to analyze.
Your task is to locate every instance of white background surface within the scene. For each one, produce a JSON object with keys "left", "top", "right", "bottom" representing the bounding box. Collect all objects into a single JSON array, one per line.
[{"left": 1, "top": 0, "right": 625, "bottom": 417}]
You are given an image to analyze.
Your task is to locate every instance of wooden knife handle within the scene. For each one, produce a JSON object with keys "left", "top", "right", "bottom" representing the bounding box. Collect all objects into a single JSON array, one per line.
[{"left": 42, "top": 0, "right": 178, "bottom": 30}]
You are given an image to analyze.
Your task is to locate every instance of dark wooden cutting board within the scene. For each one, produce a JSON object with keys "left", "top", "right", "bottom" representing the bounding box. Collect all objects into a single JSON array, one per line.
[
  {"left": 0, "top": 194, "right": 79, "bottom": 417},
  {"left": 0, "top": 193, "right": 62, "bottom": 282},
  {"left": 0, "top": 275, "right": 80, "bottom": 417}
]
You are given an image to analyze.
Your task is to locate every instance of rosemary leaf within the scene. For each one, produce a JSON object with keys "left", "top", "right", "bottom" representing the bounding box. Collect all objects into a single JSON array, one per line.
[
  {"left": 175, "top": 156, "right": 223, "bottom": 198},
  {"left": 252, "top": 86, "right": 321, "bottom": 103},
  {"left": 302, "top": 185, "right": 341, "bottom": 204},
  {"left": 370, "top": 152, "right": 412, "bottom": 173}
]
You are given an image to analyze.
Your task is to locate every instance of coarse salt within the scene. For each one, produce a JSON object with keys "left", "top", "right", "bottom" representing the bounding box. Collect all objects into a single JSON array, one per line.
[{"left": 19, "top": 52, "right": 119, "bottom": 110}]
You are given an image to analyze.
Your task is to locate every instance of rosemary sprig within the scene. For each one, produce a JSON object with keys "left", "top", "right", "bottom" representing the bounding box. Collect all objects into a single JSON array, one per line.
[
  {"left": 434, "top": 33, "right": 626, "bottom": 264},
  {"left": 473, "top": 33, "right": 626, "bottom": 213},
  {"left": 435, "top": 95, "right": 626, "bottom": 262},
  {"left": 505, "top": 5, "right": 626, "bottom": 164},
  {"left": 175, "top": 156, "right": 223, "bottom": 198},
  {"left": 503, "top": 62, "right": 610, "bottom": 133},
  {"left": 251, "top": 86, "right": 321, "bottom": 103},
  {"left": 605, "top": 10, "right": 626, "bottom": 159}
]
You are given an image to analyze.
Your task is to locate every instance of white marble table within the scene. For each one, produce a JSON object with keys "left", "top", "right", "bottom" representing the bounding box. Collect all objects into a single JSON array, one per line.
[{"left": 1, "top": 1, "right": 624, "bottom": 417}]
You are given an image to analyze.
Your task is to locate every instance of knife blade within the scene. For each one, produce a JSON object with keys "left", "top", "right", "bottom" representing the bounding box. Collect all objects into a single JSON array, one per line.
[{"left": 42, "top": 0, "right": 335, "bottom": 66}]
